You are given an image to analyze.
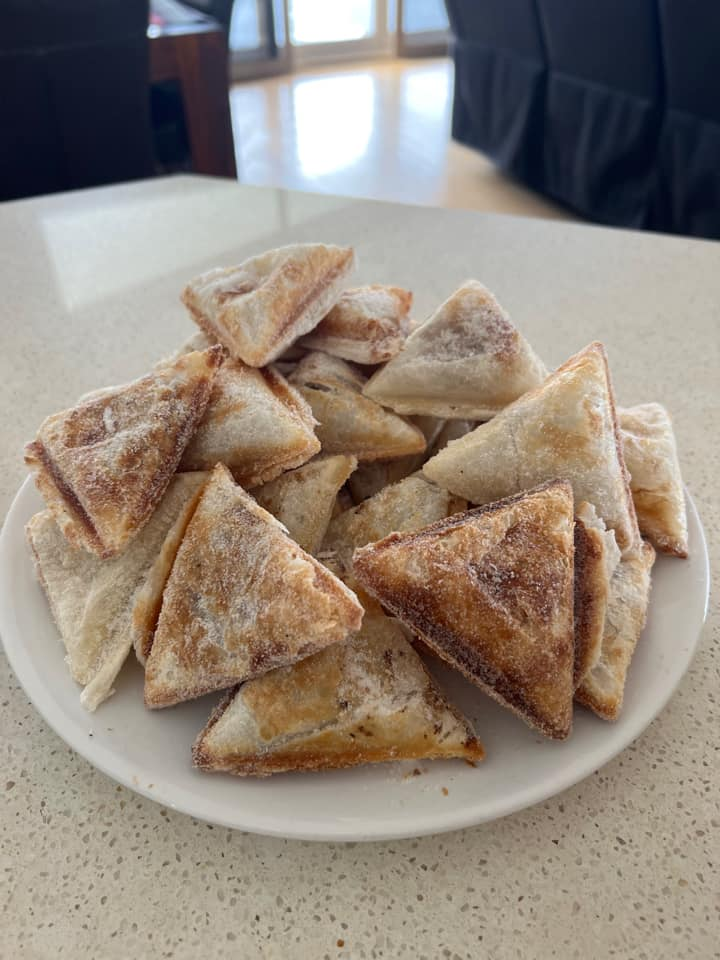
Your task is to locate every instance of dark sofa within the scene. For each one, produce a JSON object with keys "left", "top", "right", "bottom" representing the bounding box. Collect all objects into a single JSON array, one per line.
[{"left": 446, "top": 0, "right": 720, "bottom": 238}]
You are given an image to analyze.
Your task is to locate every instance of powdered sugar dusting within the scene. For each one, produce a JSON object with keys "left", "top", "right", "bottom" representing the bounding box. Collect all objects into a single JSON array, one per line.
[
  {"left": 324, "top": 472, "right": 463, "bottom": 574},
  {"left": 196, "top": 610, "right": 480, "bottom": 772},
  {"left": 182, "top": 244, "right": 355, "bottom": 366},
  {"left": 364, "top": 280, "right": 547, "bottom": 417},
  {"left": 179, "top": 358, "right": 319, "bottom": 485},
  {"left": 300, "top": 284, "right": 413, "bottom": 364},
  {"left": 28, "top": 348, "right": 220, "bottom": 556},
  {"left": 145, "top": 464, "right": 363, "bottom": 707},
  {"left": 352, "top": 482, "right": 576, "bottom": 739}
]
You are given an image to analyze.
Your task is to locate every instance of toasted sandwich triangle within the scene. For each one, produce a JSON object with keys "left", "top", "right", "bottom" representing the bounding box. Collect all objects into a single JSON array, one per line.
[
  {"left": 572, "top": 501, "right": 621, "bottom": 689},
  {"left": 322, "top": 472, "right": 466, "bottom": 576},
  {"left": 25, "top": 346, "right": 222, "bottom": 558},
  {"left": 144, "top": 464, "right": 363, "bottom": 708},
  {"left": 176, "top": 334, "right": 320, "bottom": 487},
  {"left": 289, "top": 352, "right": 427, "bottom": 462},
  {"left": 352, "top": 480, "right": 576, "bottom": 740},
  {"left": 26, "top": 472, "right": 208, "bottom": 711},
  {"left": 192, "top": 610, "right": 484, "bottom": 776},
  {"left": 363, "top": 280, "right": 547, "bottom": 419},
  {"left": 576, "top": 541, "right": 655, "bottom": 720},
  {"left": 252, "top": 453, "right": 358, "bottom": 555},
  {"left": 619, "top": 402, "right": 688, "bottom": 557},
  {"left": 298, "top": 284, "right": 413, "bottom": 364},
  {"left": 181, "top": 243, "right": 355, "bottom": 367},
  {"left": 423, "top": 341, "right": 640, "bottom": 556}
]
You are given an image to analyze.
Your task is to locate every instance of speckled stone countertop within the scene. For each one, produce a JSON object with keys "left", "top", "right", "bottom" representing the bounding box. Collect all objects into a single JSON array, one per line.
[{"left": 1, "top": 177, "right": 717, "bottom": 959}]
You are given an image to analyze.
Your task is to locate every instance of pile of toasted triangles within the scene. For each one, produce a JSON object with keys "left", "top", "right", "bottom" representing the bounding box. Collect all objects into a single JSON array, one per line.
[{"left": 25, "top": 242, "right": 687, "bottom": 778}]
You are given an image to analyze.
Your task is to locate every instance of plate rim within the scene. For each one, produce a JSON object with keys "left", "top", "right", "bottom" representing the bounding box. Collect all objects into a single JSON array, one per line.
[{"left": 0, "top": 477, "right": 710, "bottom": 842}]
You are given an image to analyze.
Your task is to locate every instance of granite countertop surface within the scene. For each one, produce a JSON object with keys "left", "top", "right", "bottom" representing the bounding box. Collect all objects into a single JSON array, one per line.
[{"left": 0, "top": 177, "right": 717, "bottom": 959}]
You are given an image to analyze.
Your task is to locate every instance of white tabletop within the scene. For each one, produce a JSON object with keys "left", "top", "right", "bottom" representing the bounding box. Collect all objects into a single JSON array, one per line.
[{"left": 1, "top": 176, "right": 717, "bottom": 959}]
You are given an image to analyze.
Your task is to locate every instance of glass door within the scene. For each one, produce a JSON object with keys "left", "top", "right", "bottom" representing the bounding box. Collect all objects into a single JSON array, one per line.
[
  {"left": 229, "top": 0, "right": 291, "bottom": 79},
  {"left": 287, "top": 0, "right": 392, "bottom": 65},
  {"left": 397, "top": 0, "right": 449, "bottom": 56},
  {"left": 226, "top": 0, "right": 448, "bottom": 79}
]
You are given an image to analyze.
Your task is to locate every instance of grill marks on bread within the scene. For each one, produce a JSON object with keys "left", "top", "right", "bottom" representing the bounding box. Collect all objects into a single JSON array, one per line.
[
  {"left": 192, "top": 611, "right": 483, "bottom": 776},
  {"left": 144, "top": 465, "right": 363, "bottom": 708},
  {"left": 353, "top": 481, "right": 576, "bottom": 740},
  {"left": 181, "top": 244, "right": 355, "bottom": 367},
  {"left": 24, "top": 347, "right": 222, "bottom": 558}
]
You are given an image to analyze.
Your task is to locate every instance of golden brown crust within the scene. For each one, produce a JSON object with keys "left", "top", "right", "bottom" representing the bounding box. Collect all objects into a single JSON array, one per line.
[
  {"left": 178, "top": 358, "right": 320, "bottom": 487},
  {"left": 263, "top": 253, "right": 352, "bottom": 347},
  {"left": 573, "top": 517, "right": 609, "bottom": 688},
  {"left": 575, "top": 541, "right": 655, "bottom": 720},
  {"left": 181, "top": 244, "right": 355, "bottom": 367},
  {"left": 252, "top": 454, "right": 357, "bottom": 555},
  {"left": 289, "top": 352, "right": 427, "bottom": 462},
  {"left": 193, "top": 738, "right": 484, "bottom": 776},
  {"left": 192, "top": 611, "right": 484, "bottom": 776},
  {"left": 24, "top": 440, "right": 105, "bottom": 555},
  {"left": 131, "top": 473, "right": 209, "bottom": 664},
  {"left": 191, "top": 686, "right": 239, "bottom": 764},
  {"left": 423, "top": 342, "right": 641, "bottom": 557},
  {"left": 410, "top": 636, "right": 443, "bottom": 660},
  {"left": 262, "top": 365, "right": 313, "bottom": 422},
  {"left": 619, "top": 403, "right": 688, "bottom": 557},
  {"left": 24, "top": 347, "right": 222, "bottom": 558},
  {"left": 299, "top": 285, "right": 413, "bottom": 364},
  {"left": 362, "top": 280, "right": 547, "bottom": 419},
  {"left": 144, "top": 464, "right": 363, "bottom": 708},
  {"left": 352, "top": 481, "right": 576, "bottom": 740},
  {"left": 183, "top": 299, "right": 226, "bottom": 354}
]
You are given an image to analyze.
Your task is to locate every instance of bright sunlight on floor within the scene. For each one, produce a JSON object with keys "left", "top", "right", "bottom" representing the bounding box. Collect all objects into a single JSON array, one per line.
[{"left": 229, "top": 58, "right": 573, "bottom": 220}]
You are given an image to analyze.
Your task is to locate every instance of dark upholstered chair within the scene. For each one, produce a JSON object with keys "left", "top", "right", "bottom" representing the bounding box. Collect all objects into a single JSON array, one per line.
[
  {"left": 656, "top": 0, "right": 720, "bottom": 237},
  {"left": 446, "top": 0, "right": 547, "bottom": 189},
  {"left": 0, "top": 0, "right": 154, "bottom": 201},
  {"left": 446, "top": 0, "right": 720, "bottom": 237},
  {"left": 536, "top": 0, "right": 664, "bottom": 229}
]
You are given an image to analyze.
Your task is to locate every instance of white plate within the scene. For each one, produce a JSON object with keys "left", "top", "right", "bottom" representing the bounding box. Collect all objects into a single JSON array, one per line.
[{"left": 0, "top": 478, "right": 709, "bottom": 842}]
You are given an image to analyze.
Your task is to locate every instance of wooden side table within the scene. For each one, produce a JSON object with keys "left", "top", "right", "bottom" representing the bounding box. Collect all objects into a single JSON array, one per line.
[{"left": 149, "top": 23, "right": 237, "bottom": 178}]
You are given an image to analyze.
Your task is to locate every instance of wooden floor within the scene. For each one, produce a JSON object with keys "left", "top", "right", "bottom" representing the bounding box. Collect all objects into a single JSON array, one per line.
[{"left": 229, "top": 58, "right": 574, "bottom": 220}]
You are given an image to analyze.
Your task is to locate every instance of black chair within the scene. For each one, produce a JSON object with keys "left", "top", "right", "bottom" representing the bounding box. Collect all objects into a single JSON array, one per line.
[
  {"left": 657, "top": 0, "right": 720, "bottom": 238},
  {"left": 0, "top": 0, "right": 154, "bottom": 201},
  {"left": 536, "top": 0, "right": 664, "bottom": 229},
  {"left": 447, "top": 0, "right": 720, "bottom": 237},
  {"left": 446, "top": 0, "right": 547, "bottom": 189}
]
